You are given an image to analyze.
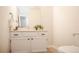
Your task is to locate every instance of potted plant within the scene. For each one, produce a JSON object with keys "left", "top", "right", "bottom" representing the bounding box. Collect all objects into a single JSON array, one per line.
[{"left": 34, "top": 25, "right": 44, "bottom": 31}]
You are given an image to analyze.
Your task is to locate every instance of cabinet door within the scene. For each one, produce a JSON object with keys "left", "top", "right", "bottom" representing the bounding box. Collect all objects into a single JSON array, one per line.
[
  {"left": 11, "top": 38, "right": 30, "bottom": 53},
  {"left": 31, "top": 37, "right": 48, "bottom": 52}
]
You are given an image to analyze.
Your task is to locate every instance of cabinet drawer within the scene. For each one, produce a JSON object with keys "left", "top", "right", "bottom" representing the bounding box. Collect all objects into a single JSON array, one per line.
[
  {"left": 38, "top": 32, "right": 48, "bottom": 37},
  {"left": 11, "top": 38, "right": 25, "bottom": 40},
  {"left": 10, "top": 31, "right": 48, "bottom": 37},
  {"left": 10, "top": 32, "right": 23, "bottom": 38},
  {"left": 23, "top": 32, "right": 39, "bottom": 37},
  {"left": 23, "top": 32, "right": 47, "bottom": 37}
]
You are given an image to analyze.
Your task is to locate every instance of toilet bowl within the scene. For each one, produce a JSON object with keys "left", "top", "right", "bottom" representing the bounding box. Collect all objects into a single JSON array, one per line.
[{"left": 58, "top": 45, "right": 79, "bottom": 53}]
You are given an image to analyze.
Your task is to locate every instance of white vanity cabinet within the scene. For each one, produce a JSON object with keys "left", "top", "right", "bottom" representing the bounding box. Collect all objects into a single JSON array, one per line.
[
  {"left": 10, "top": 31, "right": 48, "bottom": 53},
  {"left": 31, "top": 37, "right": 47, "bottom": 52},
  {"left": 11, "top": 38, "right": 30, "bottom": 52}
]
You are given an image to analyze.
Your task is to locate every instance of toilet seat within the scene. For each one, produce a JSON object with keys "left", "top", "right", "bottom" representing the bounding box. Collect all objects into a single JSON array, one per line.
[{"left": 58, "top": 45, "right": 79, "bottom": 53}]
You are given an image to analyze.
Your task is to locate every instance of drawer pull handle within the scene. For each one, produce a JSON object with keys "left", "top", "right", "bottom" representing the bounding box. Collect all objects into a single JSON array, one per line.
[
  {"left": 14, "top": 34, "right": 18, "bottom": 36},
  {"left": 41, "top": 33, "right": 45, "bottom": 35}
]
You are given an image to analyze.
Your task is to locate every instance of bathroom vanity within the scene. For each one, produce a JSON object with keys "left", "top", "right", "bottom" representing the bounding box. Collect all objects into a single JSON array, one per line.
[
  {"left": 10, "top": 31, "right": 48, "bottom": 53},
  {"left": 9, "top": 6, "right": 49, "bottom": 53}
]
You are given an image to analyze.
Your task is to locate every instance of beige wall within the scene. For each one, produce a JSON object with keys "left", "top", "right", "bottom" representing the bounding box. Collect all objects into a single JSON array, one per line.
[
  {"left": 53, "top": 7, "right": 79, "bottom": 46},
  {"left": 0, "top": 6, "right": 18, "bottom": 52},
  {"left": 0, "top": 7, "right": 10, "bottom": 52},
  {"left": 40, "top": 7, "right": 53, "bottom": 45},
  {"left": 29, "top": 7, "right": 41, "bottom": 29}
]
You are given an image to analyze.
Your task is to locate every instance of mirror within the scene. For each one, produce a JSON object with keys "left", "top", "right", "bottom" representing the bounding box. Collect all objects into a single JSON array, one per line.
[{"left": 17, "top": 6, "right": 30, "bottom": 28}]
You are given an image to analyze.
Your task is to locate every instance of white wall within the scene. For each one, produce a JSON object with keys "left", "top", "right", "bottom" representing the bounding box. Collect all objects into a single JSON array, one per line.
[{"left": 53, "top": 7, "right": 79, "bottom": 46}]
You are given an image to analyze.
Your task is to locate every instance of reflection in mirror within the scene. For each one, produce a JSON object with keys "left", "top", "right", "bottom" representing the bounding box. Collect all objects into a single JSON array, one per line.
[
  {"left": 20, "top": 15, "right": 27, "bottom": 27},
  {"left": 17, "top": 6, "right": 30, "bottom": 28}
]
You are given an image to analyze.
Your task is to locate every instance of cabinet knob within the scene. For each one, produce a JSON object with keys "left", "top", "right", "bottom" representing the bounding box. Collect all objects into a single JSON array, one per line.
[{"left": 28, "top": 38, "right": 30, "bottom": 40}]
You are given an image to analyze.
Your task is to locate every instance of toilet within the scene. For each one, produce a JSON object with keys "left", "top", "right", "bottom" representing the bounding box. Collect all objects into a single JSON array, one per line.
[{"left": 57, "top": 45, "right": 79, "bottom": 53}]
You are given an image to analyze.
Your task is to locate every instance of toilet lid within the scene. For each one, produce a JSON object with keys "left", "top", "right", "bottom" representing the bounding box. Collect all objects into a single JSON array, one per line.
[{"left": 58, "top": 45, "right": 79, "bottom": 53}]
